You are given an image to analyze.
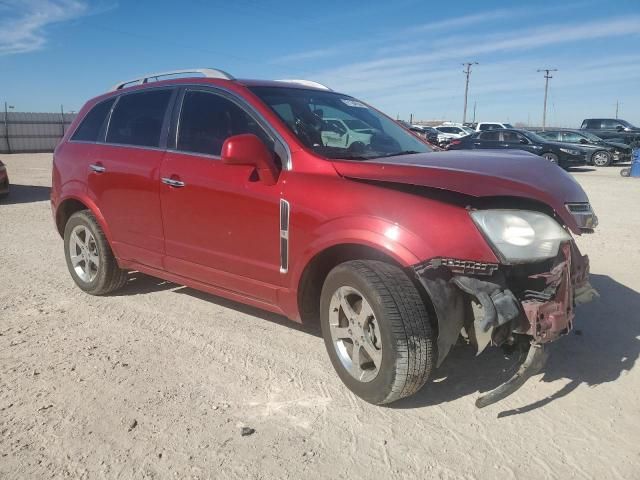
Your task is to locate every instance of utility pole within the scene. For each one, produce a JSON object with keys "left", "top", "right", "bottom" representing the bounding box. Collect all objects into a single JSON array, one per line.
[
  {"left": 462, "top": 62, "right": 478, "bottom": 124},
  {"left": 4, "top": 102, "right": 14, "bottom": 154},
  {"left": 537, "top": 68, "right": 557, "bottom": 131},
  {"left": 409, "top": 113, "right": 413, "bottom": 124},
  {"left": 615, "top": 100, "right": 620, "bottom": 119},
  {"left": 472, "top": 101, "right": 477, "bottom": 124}
]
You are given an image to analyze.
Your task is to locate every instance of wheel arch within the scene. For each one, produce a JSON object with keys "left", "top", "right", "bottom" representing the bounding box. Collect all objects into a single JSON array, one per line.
[
  {"left": 294, "top": 240, "right": 437, "bottom": 333},
  {"left": 296, "top": 243, "right": 401, "bottom": 326},
  {"left": 55, "top": 195, "right": 113, "bottom": 245}
]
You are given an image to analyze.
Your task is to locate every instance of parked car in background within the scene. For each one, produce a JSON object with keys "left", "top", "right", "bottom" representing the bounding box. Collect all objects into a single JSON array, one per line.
[
  {"left": 475, "top": 122, "right": 514, "bottom": 131},
  {"left": 580, "top": 118, "right": 640, "bottom": 145},
  {"left": 321, "top": 117, "right": 378, "bottom": 149},
  {"left": 435, "top": 125, "right": 474, "bottom": 141},
  {"left": 409, "top": 125, "right": 439, "bottom": 144},
  {"left": 448, "top": 128, "right": 588, "bottom": 168},
  {"left": 0, "top": 160, "right": 9, "bottom": 198},
  {"left": 51, "top": 68, "right": 597, "bottom": 408},
  {"left": 537, "top": 129, "right": 631, "bottom": 166}
]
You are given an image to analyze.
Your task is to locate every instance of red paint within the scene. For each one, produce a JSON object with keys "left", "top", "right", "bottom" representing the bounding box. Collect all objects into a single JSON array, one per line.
[{"left": 52, "top": 76, "right": 592, "bottom": 322}]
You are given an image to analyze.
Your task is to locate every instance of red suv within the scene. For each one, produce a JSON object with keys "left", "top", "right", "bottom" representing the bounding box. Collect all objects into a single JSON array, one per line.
[{"left": 51, "top": 69, "right": 598, "bottom": 407}]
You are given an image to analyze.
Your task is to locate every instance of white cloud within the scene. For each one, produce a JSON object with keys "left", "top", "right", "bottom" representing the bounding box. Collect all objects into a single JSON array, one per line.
[{"left": 0, "top": 0, "right": 92, "bottom": 55}]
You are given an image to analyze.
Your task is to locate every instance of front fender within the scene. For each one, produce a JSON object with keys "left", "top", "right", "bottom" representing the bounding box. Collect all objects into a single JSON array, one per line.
[{"left": 288, "top": 215, "right": 424, "bottom": 292}]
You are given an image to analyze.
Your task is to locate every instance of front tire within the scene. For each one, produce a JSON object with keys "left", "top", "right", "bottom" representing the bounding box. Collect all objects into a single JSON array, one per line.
[
  {"left": 320, "top": 260, "right": 435, "bottom": 405},
  {"left": 63, "top": 210, "right": 127, "bottom": 295},
  {"left": 591, "top": 150, "right": 612, "bottom": 167}
]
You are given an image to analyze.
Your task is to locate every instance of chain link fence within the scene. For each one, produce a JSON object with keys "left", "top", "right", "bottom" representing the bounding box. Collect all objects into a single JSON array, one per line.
[{"left": 0, "top": 111, "right": 77, "bottom": 154}]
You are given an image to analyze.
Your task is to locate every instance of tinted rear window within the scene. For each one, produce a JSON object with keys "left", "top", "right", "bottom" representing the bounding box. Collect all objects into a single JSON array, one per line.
[
  {"left": 106, "top": 90, "right": 172, "bottom": 147},
  {"left": 480, "top": 131, "right": 500, "bottom": 140},
  {"left": 71, "top": 98, "right": 115, "bottom": 142}
]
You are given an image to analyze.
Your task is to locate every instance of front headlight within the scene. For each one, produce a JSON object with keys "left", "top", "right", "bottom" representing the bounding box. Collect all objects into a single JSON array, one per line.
[
  {"left": 559, "top": 148, "right": 581, "bottom": 155},
  {"left": 470, "top": 210, "right": 571, "bottom": 263}
]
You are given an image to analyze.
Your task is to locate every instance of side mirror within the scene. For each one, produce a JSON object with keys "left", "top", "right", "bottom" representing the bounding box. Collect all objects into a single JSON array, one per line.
[
  {"left": 221, "top": 134, "right": 279, "bottom": 186},
  {"left": 616, "top": 125, "right": 625, "bottom": 132},
  {"left": 579, "top": 138, "right": 589, "bottom": 144},
  {"left": 519, "top": 138, "right": 528, "bottom": 144}
]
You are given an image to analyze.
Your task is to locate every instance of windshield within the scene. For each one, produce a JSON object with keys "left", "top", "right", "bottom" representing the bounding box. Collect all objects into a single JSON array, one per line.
[
  {"left": 619, "top": 119, "right": 636, "bottom": 128},
  {"left": 343, "top": 119, "right": 371, "bottom": 130},
  {"left": 503, "top": 123, "right": 514, "bottom": 129},
  {"left": 249, "top": 86, "right": 432, "bottom": 160},
  {"left": 461, "top": 127, "right": 475, "bottom": 135},
  {"left": 580, "top": 131, "right": 603, "bottom": 141}
]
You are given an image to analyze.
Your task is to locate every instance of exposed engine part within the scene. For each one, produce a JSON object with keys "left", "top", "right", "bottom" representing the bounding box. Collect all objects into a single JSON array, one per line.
[{"left": 452, "top": 273, "right": 522, "bottom": 332}]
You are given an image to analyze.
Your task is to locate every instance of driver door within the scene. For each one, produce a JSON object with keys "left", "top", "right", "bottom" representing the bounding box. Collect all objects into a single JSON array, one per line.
[{"left": 159, "top": 88, "right": 285, "bottom": 302}]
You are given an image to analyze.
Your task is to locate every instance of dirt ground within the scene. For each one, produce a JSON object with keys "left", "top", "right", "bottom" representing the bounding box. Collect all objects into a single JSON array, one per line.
[{"left": 1, "top": 153, "right": 639, "bottom": 479}]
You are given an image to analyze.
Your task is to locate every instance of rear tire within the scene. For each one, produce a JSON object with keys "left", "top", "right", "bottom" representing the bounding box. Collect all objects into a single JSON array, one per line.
[
  {"left": 591, "top": 150, "right": 612, "bottom": 167},
  {"left": 320, "top": 260, "right": 435, "bottom": 405},
  {"left": 63, "top": 210, "right": 128, "bottom": 295}
]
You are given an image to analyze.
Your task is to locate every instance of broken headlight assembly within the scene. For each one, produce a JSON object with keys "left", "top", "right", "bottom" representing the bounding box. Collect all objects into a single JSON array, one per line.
[{"left": 470, "top": 209, "right": 571, "bottom": 263}]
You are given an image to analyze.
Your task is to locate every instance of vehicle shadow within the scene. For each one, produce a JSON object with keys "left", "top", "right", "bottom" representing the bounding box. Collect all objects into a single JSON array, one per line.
[
  {"left": 567, "top": 167, "right": 596, "bottom": 173},
  {"left": 112, "top": 271, "right": 321, "bottom": 338},
  {"left": 391, "top": 274, "right": 640, "bottom": 414},
  {"left": 0, "top": 184, "right": 51, "bottom": 204}
]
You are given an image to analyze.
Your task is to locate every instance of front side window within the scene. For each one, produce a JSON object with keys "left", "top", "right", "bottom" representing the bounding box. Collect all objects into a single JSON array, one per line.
[
  {"left": 72, "top": 98, "right": 115, "bottom": 142},
  {"left": 601, "top": 119, "right": 624, "bottom": 129},
  {"left": 177, "top": 90, "right": 272, "bottom": 156},
  {"left": 106, "top": 90, "right": 172, "bottom": 147},
  {"left": 249, "top": 86, "right": 431, "bottom": 161}
]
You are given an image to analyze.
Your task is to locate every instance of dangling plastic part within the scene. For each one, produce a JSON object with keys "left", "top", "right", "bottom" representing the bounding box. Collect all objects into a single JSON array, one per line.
[{"left": 475, "top": 344, "right": 548, "bottom": 409}]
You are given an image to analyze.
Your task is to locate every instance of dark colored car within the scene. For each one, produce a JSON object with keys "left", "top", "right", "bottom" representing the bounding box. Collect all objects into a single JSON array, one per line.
[
  {"left": 538, "top": 129, "right": 631, "bottom": 167},
  {"left": 51, "top": 68, "right": 597, "bottom": 408},
  {"left": 580, "top": 118, "right": 640, "bottom": 145},
  {"left": 0, "top": 160, "right": 9, "bottom": 198},
  {"left": 448, "top": 128, "right": 589, "bottom": 168},
  {"left": 409, "top": 125, "right": 439, "bottom": 144}
]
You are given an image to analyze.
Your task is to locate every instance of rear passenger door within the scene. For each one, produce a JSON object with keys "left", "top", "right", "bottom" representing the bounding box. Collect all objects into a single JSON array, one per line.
[
  {"left": 474, "top": 130, "right": 501, "bottom": 148},
  {"left": 88, "top": 88, "right": 175, "bottom": 268}
]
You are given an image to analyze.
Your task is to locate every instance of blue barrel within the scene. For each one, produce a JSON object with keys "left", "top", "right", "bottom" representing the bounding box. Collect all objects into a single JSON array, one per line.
[{"left": 632, "top": 148, "right": 640, "bottom": 177}]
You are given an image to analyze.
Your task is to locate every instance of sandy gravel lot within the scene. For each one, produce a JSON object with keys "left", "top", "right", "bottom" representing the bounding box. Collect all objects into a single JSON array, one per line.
[{"left": 1, "top": 153, "right": 639, "bottom": 479}]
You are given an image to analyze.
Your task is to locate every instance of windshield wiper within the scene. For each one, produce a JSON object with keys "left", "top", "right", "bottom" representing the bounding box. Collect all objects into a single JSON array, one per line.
[
  {"left": 336, "top": 154, "right": 376, "bottom": 161},
  {"left": 379, "top": 150, "right": 422, "bottom": 158}
]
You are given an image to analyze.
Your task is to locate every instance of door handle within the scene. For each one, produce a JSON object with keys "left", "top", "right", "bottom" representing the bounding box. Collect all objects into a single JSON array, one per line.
[
  {"left": 161, "top": 177, "right": 185, "bottom": 188},
  {"left": 89, "top": 163, "right": 106, "bottom": 173}
]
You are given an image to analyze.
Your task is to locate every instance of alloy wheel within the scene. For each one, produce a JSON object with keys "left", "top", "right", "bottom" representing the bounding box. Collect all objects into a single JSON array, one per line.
[
  {"left": 328, "top": 286, "right": 383, "bottom": 382},
  {"left": 592, "top": 151, "right": 610, "bottom": 167},
  {"left": 68, "top": 225, "right": 100, "bottom": 282}
]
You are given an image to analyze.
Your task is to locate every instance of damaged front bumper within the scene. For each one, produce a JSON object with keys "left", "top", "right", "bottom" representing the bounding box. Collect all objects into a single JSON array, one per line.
[{"left": 413, "top": 241, "right": 598, "bottom": 408}]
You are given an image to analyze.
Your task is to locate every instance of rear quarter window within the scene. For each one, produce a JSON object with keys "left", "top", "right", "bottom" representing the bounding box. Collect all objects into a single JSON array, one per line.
[
  {"left": 106, "top": 90, "right": 172, "bottom": 148},
  {"left": 71, "top": 98, "right": 115, "bottom": 142}
]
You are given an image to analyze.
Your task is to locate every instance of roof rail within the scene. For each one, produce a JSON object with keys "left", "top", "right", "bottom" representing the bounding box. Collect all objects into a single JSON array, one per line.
[
  {"left": 275, "top": 79, "right": 332, "bottom": 91},
  {"left": 111, "top": 68, "right": 234, "bottom": 91}
]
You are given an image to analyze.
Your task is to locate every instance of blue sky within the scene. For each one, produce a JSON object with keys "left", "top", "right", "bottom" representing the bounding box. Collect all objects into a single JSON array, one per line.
[{"left": 1, "top": 0, "right": 639, "bottom": 126}]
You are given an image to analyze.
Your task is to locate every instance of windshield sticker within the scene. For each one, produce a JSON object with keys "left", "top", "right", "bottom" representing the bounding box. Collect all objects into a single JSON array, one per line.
[{"left": 341, "top": 99, "right": 367, "bottom": 108}]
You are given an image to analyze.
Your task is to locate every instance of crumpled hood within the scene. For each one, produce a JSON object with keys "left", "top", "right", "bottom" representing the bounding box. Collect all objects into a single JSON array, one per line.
[{"left": 332, "top": 150, "right": 590, "bottom": 234}]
